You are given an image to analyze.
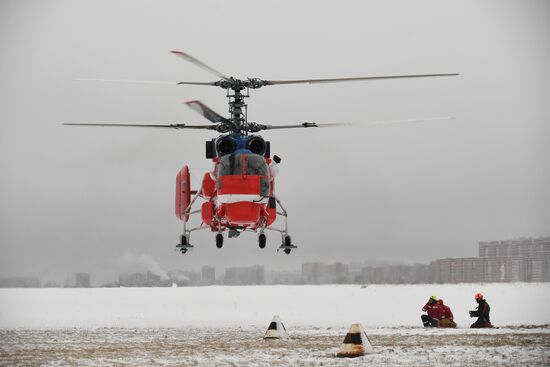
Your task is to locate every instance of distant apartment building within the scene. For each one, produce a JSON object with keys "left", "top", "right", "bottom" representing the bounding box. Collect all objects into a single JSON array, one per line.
[
  {"left": 362, "top": 263, "right": 430, "bottom": 284},
  {"left": 430, "top": 257, "right": 486, "bottom": 283},
  {"left": 265, "top": 270, "right": 302, "bottom": 285},
  {"left": 65, "top": 272, "right": 91, "bottom": 288},
  {"left": 302, "top": 262, "right": 350, "bottom": 284},
  {"left": 431, "top": 237, "right": 550, "bottom": 283},
  {"left": 0, "top": 276, "right": 41, "bottom": 288},
  {"left": 225, "top": 265, "right": 264, "bottom": 285},
  {"left": 201, "top": 266, "right": 216, "bottom": 285},
  {"left": 119, "top": 271, "right": 170, "bottom": 287}
]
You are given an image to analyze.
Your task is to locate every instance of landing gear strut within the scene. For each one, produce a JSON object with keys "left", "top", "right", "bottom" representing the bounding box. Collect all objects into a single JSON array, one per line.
[
  {"left": 265, "top": 196, "right": 297, "bottom": 254},
  {"left": 176, "top": 188, "right": 204, "bottom": 255}
]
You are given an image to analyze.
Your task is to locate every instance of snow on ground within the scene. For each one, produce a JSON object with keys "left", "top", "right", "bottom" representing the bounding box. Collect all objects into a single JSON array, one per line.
[
  {"left": 1, "top": 283, "right": 549, "bottom": 328},
  {"left": 1, "top": 326, "right": 549, "bottom": 366},
  {"left": 1, "top": 284, "right": 549, "bottom": 366}
]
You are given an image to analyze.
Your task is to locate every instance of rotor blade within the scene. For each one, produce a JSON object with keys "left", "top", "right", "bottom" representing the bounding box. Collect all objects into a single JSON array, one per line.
[
  {"left": 76, "top": 78, "right": 218, "bottom": 86},
  {"left": 62, "top": 122, "right": 217, "bottom": 130},
  {"left": 171, "top": 50, "right": 229, "bottom": 80},
  {"left": 258, "top": 117, "right": 453, "bottom": 130},
  {"left": 185, "top": 100, "right": 229, "bottom": 123},
  {"left": 258, "top": 122, "right": 351, "bottom": 130},
  {"left": 259, "top": 122, "right": 321, "bottom": 130},
  {"left": 176, "top": 81, "right": 218, "bottom": 86},
  {"left": 349, "top": 116, "right": 455, "bottom": 126},
  {"left": 263, "top": 73, "right": 459, "bottom": 86},
  {"left": 76, "top": 78, "right": 178, "bottom": 85}
]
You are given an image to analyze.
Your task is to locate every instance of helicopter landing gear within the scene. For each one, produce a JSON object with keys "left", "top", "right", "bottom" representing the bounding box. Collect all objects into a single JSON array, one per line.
[
  {"left": 263, "top": 195, "right": 297, "bottom": 254},
  {"left": 257, "top": 217, "right": 267, "bottom": 249},
  {"left": 278, "top": 234, "right": 297, "bottom": 254},
  {"left": 176, "top": 234, "right": 193, "bottom": 254},
  {"left": 176, "top": 188, "right": 205, "bottom": 254},
  {"left": 215, "top": 233, "right": 224, "bottom": 248},
  {"left": 258, "top": 233, "right": 267, "bottom": 249}
]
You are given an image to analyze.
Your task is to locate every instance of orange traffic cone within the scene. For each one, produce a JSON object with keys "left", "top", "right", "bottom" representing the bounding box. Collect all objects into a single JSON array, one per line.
[
  {"left": 336, "top": 323, "right": 373, "bottom": 358},
  {"left": 263, "top": 315, "right": 288, "bottom": 339}
]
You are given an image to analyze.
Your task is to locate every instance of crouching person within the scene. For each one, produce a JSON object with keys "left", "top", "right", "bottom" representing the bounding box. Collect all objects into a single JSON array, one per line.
[
  {"left": 421, "top": 295, "right": 441, "bottom": 327},
  {"left": 437, "top": 299, "right": 457, "bottom": 328},
  {"left": 469, "top": 293, "right": 493, "bottom": 328}
]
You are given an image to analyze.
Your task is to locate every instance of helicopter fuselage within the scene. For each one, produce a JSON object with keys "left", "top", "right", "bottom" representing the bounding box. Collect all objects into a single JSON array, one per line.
[{"left": 176, "top": 134, "right": 286, "bottom": 249}]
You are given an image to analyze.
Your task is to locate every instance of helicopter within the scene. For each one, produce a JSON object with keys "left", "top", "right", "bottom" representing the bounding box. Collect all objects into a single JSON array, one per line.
[{"left": 65, "top": 51, "right": 458, "bottom": 254}]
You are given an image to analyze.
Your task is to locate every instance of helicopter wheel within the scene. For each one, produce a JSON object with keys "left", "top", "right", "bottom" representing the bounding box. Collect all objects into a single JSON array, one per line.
[
  {"left": 284, "top": 235, "right": 292, "bottom": 247},
  {"left": 215, "top": 233, "right": 224, "bottom": 248},
  {"left": 258, "top": 233, "right": 266, "bottom": 249}
]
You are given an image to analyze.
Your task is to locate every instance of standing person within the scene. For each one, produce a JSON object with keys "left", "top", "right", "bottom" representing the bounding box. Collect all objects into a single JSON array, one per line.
[
  {"left": 437, "top": 299, "right": 457, "bottom": 328},
  {"left": 469, "top": 293, "right": 493, "bottom": 328},
  {"left": 421, "top": 295, "right": 441, "bottom": 327}
]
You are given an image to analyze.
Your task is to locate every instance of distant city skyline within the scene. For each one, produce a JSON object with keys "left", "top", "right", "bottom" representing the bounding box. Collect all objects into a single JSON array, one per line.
[{"left": 2, "top": 236, "right": 548, "bottom": 287}]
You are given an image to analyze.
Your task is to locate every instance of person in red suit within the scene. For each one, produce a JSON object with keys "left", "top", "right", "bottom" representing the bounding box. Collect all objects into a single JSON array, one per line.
[
  {"left": 437, "top": 299, "right": 457, "bottom": 328},
  {"left": 421, "top": 295, "right": 442, "bottom": 327}
]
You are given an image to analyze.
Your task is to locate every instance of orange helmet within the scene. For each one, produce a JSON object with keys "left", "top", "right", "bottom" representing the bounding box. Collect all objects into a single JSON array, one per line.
[{"left": 474, "top": 292, "right": 484, "bottom": 300}]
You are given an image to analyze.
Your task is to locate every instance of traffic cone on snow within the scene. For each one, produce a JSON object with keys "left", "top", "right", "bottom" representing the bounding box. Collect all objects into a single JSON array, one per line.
[
  {"left": 263, "top": 315, "right": 288, "bottom": 339},
  {"left": 336, "top": 323, "right": 373, "bottom": 358}
]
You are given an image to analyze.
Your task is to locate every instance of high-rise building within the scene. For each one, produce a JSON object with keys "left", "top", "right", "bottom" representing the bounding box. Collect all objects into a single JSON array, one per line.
[
  {"left": 432, "top": 237, "right": 550, "bottom": 283},
  {"left": 479, "top": 237, "right": 550, "bottom": 282}
]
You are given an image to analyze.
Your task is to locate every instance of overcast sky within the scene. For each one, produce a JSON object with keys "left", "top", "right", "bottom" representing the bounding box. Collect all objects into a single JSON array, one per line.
[{"left": 1, "top": 0, "right": 549, "bottom": 284}]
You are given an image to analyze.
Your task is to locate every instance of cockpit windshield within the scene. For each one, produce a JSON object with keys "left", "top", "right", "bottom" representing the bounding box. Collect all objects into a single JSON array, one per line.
[{"left": 218, "top": 153, "right": 269, "bottom": 177}]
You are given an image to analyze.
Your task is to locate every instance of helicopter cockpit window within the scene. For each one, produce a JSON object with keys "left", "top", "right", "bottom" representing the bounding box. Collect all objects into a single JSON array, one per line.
[
  {"left": 218, "top": 153, "right": 268, "bottom": 177},
  {"left": 218, "top": 153, "right": 242, "bottom": 177},
  {"left": 246, "top": 154, "right": 269, "bottom": 176},
  {"left": 217, "top": 153, "right": 270, "bottom": 196}
]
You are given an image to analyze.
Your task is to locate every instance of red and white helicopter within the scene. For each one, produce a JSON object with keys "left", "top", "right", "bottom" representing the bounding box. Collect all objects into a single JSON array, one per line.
[{"left": 65, "top": 51, "right": 457, "bottom": 254}]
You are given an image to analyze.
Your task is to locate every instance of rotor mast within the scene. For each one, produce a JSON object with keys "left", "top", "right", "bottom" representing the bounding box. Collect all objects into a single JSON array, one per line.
[
  {"left": 216, "top": 78, "right": 267, "bottom": 134},
  {"left": 226, "top": 80, "right": 249, "bottom": 134}
]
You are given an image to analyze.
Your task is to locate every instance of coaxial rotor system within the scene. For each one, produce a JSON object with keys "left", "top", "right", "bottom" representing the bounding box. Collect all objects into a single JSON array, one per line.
[{"left": 65, "top": 51, "right": 458, "bottom": 133}]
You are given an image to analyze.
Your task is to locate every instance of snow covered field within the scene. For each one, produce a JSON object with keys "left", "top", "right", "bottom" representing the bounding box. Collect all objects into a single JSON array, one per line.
[
  {"left": 1, "top": 284, "right": 549, "bottom": 366},
  {"left": 1, "top": 326, "right": 549, "bottom": 366},
  {"left": 1, "top": 283, "right": 549, "bottom": 328}
]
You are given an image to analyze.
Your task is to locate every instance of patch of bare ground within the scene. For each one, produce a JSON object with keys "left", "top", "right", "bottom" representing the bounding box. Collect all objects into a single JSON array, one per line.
[{"left": 1, "top": 327, "right": 548, "bottom": 366}]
